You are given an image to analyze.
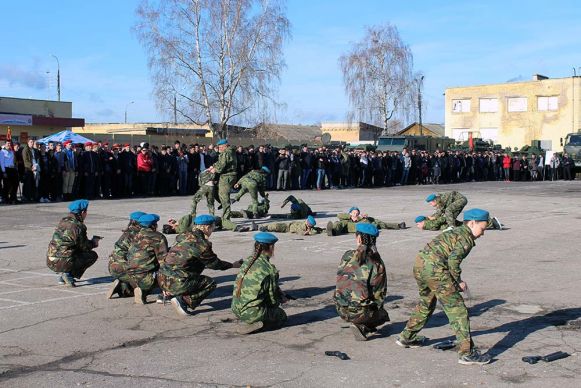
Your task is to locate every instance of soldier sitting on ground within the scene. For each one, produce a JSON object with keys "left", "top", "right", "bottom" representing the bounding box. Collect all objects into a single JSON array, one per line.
[
  {"left": 158, "top": 215, "right": 242, "bottom": 317},
  {"left": 396, "top": 209, "right": 492, "bottom": 366},
  {"left": 334, "top": 223, "right": 390, "bottom": 341},
  {"left": 106, "top": 211, "right": 145, "bottom": 299},
  {"left": 122, "top": 214, "right": 168, "bottom": 304},
  {"left": 46, "top": 199, "right": 100, "bottom": 287},
  {"left": 231, "top": 232, "right": 288, "bottom": 334},
  {"left": 326, "top": 206, "right": 406, "bottom": 236}
]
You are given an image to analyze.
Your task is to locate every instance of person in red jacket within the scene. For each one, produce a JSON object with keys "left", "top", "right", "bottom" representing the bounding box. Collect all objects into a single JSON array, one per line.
[
  {"left": 502, "top": 153, "right": 511, "bottom": 182},
  {"left": 137, "top": 143, "right": 153, "bottom": 196}
]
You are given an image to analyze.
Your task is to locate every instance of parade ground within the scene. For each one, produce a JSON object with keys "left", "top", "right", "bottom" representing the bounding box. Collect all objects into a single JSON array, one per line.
[{"left": 1, "top": 181, "right": 580, "bottom": 387}]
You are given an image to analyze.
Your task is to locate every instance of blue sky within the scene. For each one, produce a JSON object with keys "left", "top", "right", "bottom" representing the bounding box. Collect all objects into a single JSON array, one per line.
[{"left": 1, "top": 0, "right": 581, "bottom": 126}]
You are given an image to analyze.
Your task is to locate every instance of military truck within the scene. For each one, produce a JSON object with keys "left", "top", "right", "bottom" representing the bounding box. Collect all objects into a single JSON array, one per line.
[
  {"left": 375, "top": 135, "right": 455, "bottom": 153},
  {"left": 562, "top": 132, "right": 581, "bottom": 169}
]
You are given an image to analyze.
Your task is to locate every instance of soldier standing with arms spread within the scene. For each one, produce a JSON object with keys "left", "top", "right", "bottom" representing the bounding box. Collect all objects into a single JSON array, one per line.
[
  {"left": 396, "top": 209, "right": 492, "bottom": 365},
  {"left": 158, "top": 215, "right": 242, "bottom": 316},
  {"left": 107, "top": 211, "right": 145, "bottom": 299},
  {"left": 46, "top": 200, "right": 100, "bottom": 286},
  {"left": 334, "top": 223, "right": 389, "bottom": 341},
  {"left": 231, "top": 232, "right": 287, "bottom": 334},
  {"left": 208, "top": 139, "right": 238, "bottom": 230}
]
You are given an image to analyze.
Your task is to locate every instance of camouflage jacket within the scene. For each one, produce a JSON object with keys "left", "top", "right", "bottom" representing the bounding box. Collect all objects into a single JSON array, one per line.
[
  {"left": 432, "top": 191, "right": 467, "bottom": 223},
  {"left": 160, "top": 229, "right": 231, "bottom": 281},
  {"left": 290, "top": 199, "right": 312, "bottom": 219},
  {"left": 237, "top": 170, "right": 266, "bottom": 191},
  {"left": 213, "top": 146, "right": 237, "bottom": 176},
  {"left": 232, "top": 253, "right": 281, "bottom": 315},
  {"left": 288, "top": 221, "right": 323, "bottom": 235},
  {"left": 334, "top": 249, "right": 387, "bottom": 309},
  {"left": 337, "top": 213, "right": 376, "bottom": 223},
  {"left": 198, "top": 169, "right": 216, "bottom": 186},
  {"left": 417, "top": 225, "right": 475, "bottom": 283},
  {"left": 47, "top": 213, "right": 95, "bottom": 259},
  {"left": 125, "top": 228, "right": 168, "bottom": 276},
  {"left": 108, "top": 222, "right": 141, "bottom": 265}
]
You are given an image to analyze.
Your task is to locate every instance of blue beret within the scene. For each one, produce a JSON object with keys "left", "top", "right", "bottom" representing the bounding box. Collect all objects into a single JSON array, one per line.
[
  {"left": 195, "top": 214, "right": 216, "bottom": 225},
  {"left": 254, "top": 232, "right": 279, "bottom": 244},
  {"left": 307, "top": 215, "right": 316, "bottom": 226},
  {"left": 426, "top": 194, "right": 437, "bottom": 202},
  {"left": 216, "top": 139, "right": 228, "bottom": 146},
  {"left": 130, "top": 211, "right": 146, "bottom": 221},
  {"left": 415, "top": 216, "right": 426, "bottom": 223},
  {"left": 68, "top": 199, "right": 89, "bottom": 213},
  {"left": 291, "top": 203, "right": 300, "bottom": 212},
  {"left": 463, "top": 208, "right": 490, "bottom": 222},
  {"left": 348, "top": 206, "right": 360, "bottom": 213},
  {"left": 138, "top": 213, "right": 160, "bottom": 227},
  {"left": 261, "top": 166, "right": 271, "bottom": 174},
  {"left": 356, "top": 223, "right": 379, "bottom": 237}
]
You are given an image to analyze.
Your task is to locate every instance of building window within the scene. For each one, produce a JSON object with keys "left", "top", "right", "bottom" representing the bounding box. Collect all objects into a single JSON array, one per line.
[
  {"left": 479, "top": 98, "right": 498, "bottom": 113},
  {"left": 507, "top": 97, "right": 527, "bottom": 112},
  {"left": 479, "top": 128, "right": 499, "bottom": 143},
  {"left": 537, "top": 96, "right": 559, "bottom": 111},
  {"left": 452, "top": 128, "right": 470, "bottom": 141},
  {"left": 452, "top": 99, "right": 471, "bottom": 113}
]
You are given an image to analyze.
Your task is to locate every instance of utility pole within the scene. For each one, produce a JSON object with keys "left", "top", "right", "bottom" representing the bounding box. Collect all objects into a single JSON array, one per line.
[
  {"left": 125, "top": 101, "right": 134, "bottom": 124},
  {"left": 174, "top": 95, "right": 177, "bottom": 125},
  {"left": 51, "top": 55, "right": 61, "bottom": 101},
  {"left": 418, "top": 75, "right": 424, "bottom": 136}
]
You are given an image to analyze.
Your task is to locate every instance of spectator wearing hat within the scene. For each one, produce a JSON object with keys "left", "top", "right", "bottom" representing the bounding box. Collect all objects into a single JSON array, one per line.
[
  {"left": 106, "top": 211, "right": 146, "bottom": 299},
  {"left": 397, "top": 208, "right": 492, "bottom": 366},
  {"left": 159, "top": 214, "right": 242, "bottom": 316},
  {"left": 232, "top": 231, "right": 288, "bottom": 334},
  {"left": 335, "top": 223, "right": 389, "bottom": 341},
  {"left": 46, "top": 199, "right": 100, "bottom": 287},
  {"left": 123, "top": 213, "right": 168, "bottom": 304}
]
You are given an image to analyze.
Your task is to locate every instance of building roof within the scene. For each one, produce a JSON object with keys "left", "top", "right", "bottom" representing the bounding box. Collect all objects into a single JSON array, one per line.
[
  {"left": 397, "top": 122, "right": 445, "bottom": 137},
  {"left": 254, "top": 123, "right": 322, "bottom": 141}
]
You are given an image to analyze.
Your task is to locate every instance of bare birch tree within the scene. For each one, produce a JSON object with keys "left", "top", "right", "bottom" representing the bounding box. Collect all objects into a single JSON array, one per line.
[
  {"left": 135, "top": 0, "right": 290, "bottom": 139},
  {"left": 339, "top": 24, "right": 418, "bottom": 143}
]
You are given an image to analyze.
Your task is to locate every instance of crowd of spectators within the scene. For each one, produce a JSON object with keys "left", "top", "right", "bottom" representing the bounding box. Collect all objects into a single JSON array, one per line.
[{"left": 0, "top": 139, "right": 576, "bottom": 204}]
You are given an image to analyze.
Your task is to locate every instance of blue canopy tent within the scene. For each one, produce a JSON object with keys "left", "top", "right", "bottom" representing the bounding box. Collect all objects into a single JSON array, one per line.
[{"left": 36, "top": 130, "right": 94, "bottom": 144}]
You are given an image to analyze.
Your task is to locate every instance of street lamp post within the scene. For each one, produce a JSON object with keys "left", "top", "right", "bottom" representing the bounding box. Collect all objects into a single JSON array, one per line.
[
  {"left": 51, "top": 55, "right": 60, "bottom": 101},
  {"left": 417, "top": 75, "right": 424, "bottom": 136},
  {"left": 125, "top": 101, "right": 135, "bottom": 124}
]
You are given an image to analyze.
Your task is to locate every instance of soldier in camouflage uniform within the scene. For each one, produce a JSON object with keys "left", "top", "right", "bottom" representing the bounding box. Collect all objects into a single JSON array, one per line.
[
  {"left": 231, "top": 166, "right": 270, "bottom": 214},
  {"left": 191, "top": 169, "right": 220, "bottom": 217},
  {"left": 46, "top": 199, "right": 100, "bottom": 287},
  {"left": 106, "top": 211, "right": 145, "bottom": 299},
  {"left": 396, "top": 209, "right": 492, "bottom": 365},
  {"left": 121, "top": 214, "right": 168, "bottom": 304},
  {"left": 415, "top": 214, "right": 503, "bottom": 231},
  {"left": 423, "top": 192, "right": 468, "bottom": 230},
  {"left": 276, "top": 195, "right": 314, "bottom": 219},
  {"left": 334, "top": 223, "right": 389, "bottom": 341},
  {"left": 158, "top": 215, "right": 242, "bottom": 316},
  {"left": 326, "top": 206, "right": 406, "bottom": 236},
  {"left": 230, "top": 195, "right": 270, "bottom": 219},
  {"left": 231, "top": 232, "right": 287, "bottom": 334},
  {"left": 208, "top": 139, "right": 238, "bottom": 230}
]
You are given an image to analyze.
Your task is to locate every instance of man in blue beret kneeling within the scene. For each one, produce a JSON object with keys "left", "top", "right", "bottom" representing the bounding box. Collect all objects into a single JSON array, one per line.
[
  {"left": 47, "top": 200, "right": 100, "bottom": 287},
  {"left": 397, "top": 208, "right": 492, "bottom": 365}
]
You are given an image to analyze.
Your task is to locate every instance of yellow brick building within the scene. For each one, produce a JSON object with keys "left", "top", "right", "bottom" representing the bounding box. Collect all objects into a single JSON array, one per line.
[
  {"left": 445, "top": 75, "right": 581, "bottom": 151},
  {"left": 321, "top": 122, "right": 384, "bottom": 143}
]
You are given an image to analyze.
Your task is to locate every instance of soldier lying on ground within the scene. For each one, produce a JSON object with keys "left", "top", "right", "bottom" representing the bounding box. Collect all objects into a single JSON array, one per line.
[
  {"left": 415, "top": 214, "right": 503, "bottom": 231},
  {"left": 107, "top": 211, "right": 145, "bottom": 298},
  {"left": 230, "top": 195, "right": 270, "bottom": 219},
  {"left": 158, "top": 215, "right": 242, "bottom": 317},
  {"left": 273, "top": 195, "right": 315, "bottom": 219},
  {"left": 334, "top": 223, "right": 390, "bottom": 341},
  {"left": 396, "top": 208, "right": 492, "bottom": 366},
  {"left": 326, "top": 206, "right": 406, "bottom": 236},
  {"left": 231, "top": 232, "right": 288, "bottom": 334},
  {"left": 46, "top": 199, "right": 100, "bottom": 287},
  {"left": 233, "top": 215, "right": 322, "bottom": 235}
]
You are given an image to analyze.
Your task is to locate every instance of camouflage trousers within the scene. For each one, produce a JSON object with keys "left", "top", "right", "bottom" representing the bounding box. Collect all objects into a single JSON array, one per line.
[
  {"left": 262, "top": 222, "right": 293, "bottom": 233},
  {"left": 400, "top": 256, "right": 473, "bottom": 355},
  {"left": 330, "top": 219, "right": 401, "bottom": 235},
  {"left": 443, "top": 197, "right": 468, "bottom": 228},
  {"left": 191, "top": 185, "right": 217, "bottom": 216},
  {"left": 118, "top": 272, "right": 157, "bottom": 295},
  {"left": 108, "top": 259, "right": 135, "bottom": 297},
  {"left": 47, "top": 251, "right": 98, "bottom": 279},
  {"left": 423, "top": 217, "right": 497, "bottom": 231},
  {"left": 219, "top": 174, "right": 237, "bottom": 230},
  {"left": 336, "top": 304, "right": 390, "bottom": 330},
  {"left": 234, "top": 304, "right": 287, "bottom": 328},
  {"left": 232, "top": 181, "right": 259, "bottom": 213},
  {"left": 158, "top": 273, "right": 217, "bottom": 309}
]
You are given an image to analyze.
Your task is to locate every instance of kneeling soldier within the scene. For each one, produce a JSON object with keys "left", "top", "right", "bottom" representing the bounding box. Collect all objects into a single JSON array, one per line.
[
  {"left": 158, "top": 215, "right": 242, "bottom": 316},
  {"left": 397, "top": 209, "right": 492, "bottom": 365},
  {"left": 334, "top": 223, "right": 390, "bottom": 340},
  {"left": 46, "top": 199, "right": 100, "bottom": 287}
]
